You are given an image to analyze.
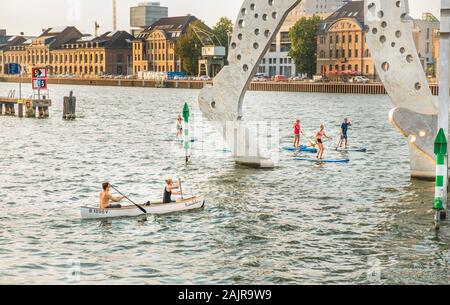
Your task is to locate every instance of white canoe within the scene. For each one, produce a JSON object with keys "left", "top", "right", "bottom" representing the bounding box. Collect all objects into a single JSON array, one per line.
[{"left": 81, "top": 196, "right": 205, "bottom": 220}]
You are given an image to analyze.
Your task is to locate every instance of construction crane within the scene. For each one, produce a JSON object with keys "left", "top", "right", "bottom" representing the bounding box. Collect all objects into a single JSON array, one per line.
[
  {"left": 190, "top": 25, "right": 226, "bottom": 78},
  {"left": 112, "top": 0, "right": 117, "bottom": 31}
]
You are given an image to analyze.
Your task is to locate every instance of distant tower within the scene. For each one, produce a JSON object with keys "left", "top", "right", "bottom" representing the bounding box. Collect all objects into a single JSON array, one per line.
[
  {"left": 94, "top": 21, "right": 100, "bottom": 37},
  {"left": 112, "top": 0, "right": 117, "bottom": 31}
]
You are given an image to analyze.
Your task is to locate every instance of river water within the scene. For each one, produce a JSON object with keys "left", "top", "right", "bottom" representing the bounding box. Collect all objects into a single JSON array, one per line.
[{"left": 0, "top": 82, "right": 448, "bottom": 285}]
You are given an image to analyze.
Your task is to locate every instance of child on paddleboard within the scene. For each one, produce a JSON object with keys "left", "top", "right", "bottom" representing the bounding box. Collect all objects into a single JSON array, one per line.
[
  {"left": 316, "top": 125, "right": 332, "bottom": 159},
  {"left": 292, "top": 119, "right": 301, "bottom": 148}
]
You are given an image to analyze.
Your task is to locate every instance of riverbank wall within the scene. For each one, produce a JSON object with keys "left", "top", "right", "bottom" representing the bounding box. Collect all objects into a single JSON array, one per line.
[{"left": 0, "top": 76, "right": 440, "bottom": 96}]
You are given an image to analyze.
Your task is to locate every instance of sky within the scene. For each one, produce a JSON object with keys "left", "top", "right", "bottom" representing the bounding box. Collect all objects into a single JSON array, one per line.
[{"left": 0, "top": 0, "right": 441, "bottom": 36}]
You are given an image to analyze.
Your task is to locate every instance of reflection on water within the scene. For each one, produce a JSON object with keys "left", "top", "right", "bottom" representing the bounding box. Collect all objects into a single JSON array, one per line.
[{"left": 0, "top": 83, "right": 448, "bottom": 284}]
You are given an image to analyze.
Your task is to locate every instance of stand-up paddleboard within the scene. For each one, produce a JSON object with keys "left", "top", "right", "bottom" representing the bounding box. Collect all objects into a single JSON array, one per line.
[
  {"left": 175, "top": 137, "right": 198, "bottom": 143},
  {"left": 334, "top": 147, "right": 367, "bottom": 152},
  {"left": 293, "top": 157, "right": 350, "bottom": 163},
  {"left": 216, "top": 148, "right": 232, "bottom": 153},
  {"left": 282, "top": 145, "right": 318, "bottom": 153}
]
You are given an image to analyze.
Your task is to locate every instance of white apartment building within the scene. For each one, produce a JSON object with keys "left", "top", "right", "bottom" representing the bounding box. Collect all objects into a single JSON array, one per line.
[{"left": 258, "top": 0, "right": 349, "bottom": 77}]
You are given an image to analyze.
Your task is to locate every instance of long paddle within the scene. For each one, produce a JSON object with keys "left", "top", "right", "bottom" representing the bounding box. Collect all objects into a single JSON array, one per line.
[
  {"left": 109, "top": 184, "right": 147, "bottom": 214},
  {"left": 301, "top": 131, "right": 318, "bottom": 148},
  {"left": 179, "top": 179, "right": 184, "bottom": 200}
]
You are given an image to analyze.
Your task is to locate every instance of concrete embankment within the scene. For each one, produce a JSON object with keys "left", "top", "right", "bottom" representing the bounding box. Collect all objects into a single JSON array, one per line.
[{"left": 0, "top": 76, "right": 440, "bottom": 95}]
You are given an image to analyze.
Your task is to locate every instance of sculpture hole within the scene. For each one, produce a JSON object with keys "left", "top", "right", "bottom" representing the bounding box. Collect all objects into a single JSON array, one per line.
[
  {"left": 238, "top": 20, "right": 245, "bottom": 28},
  {"left": 395, "top": 30, "right": 402, "bottom": 38},
  {"left": 241, "top": 8, "right": 247, "bottom": 16},
  {"left": 381, "top": 62, "right": 390, "bottom": 72},
  {"left": 250, "top": 3, "right": 256, "bottom": 10},
  {"left": 243, "top": 64, "right": 249, "bottom": 72},
  {"left": 368, "top": 2, "right": 376, "bottom": 11},
  {"left": 237, "top": 54, "right": 242, "bottom": 60},
  {"left": 263, "top": 14, "right": 268, "bottom": 21},
  {"left": 415, "top": 82, "right": 421, "bottom": 90},
  {"left": 253, "top": 42, "right": 259, "bottom": 49},
  {"left": 381, "top": 21, "right": 387, "bottom": 28},
  {"left": 378, "top": 11, "right": 384, "bottom": 18},
  {"left": 406, "top": 54, "right": 413, "bottom": 63},
  {"left": 396, "top": 1, "right": 402, "bottom": 8},
  {"left": 400, "top": 47, "right": 405, "bottom": 54},
  {"left": 379, "top": 35, "right": 386, "bottom": 43},
  {"left": 231, "top": 42, "right": 237, "bottom": 49},
  {"left": 391, "top": 42, "right": 396, "bottom": 47},
  {"left": 238, "top": 34, "right": 243, "bottom": 40},
  {"left": 268, "top": 0, "right": 274, "bottom": 5},
  {"left": 401, "top": 13, "right": 407, "bottom": 20},
  {"left": 372, "top": 28, "right": 378, "bottom": 35},
  {"left": 255, "top": 13, "right": 259, "bottom": 18},
  {"left": 254, "top": 29, "right": 260, "bottom": 35},
  {"left": 211, "top": 101, "right": 216, "bottom": 109},
  {"left": 264, "top": 30, "right": 271, "bottom": 38},
  {"left": 272, "top": 12, "right": 277, "bottom": 19}
]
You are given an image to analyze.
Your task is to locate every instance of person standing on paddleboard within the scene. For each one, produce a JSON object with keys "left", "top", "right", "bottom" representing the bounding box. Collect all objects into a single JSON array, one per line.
[
  {"left": 163, "top": 179, "right": 182, "bottom": 204},
  {"left": 100, "top": 182, "right": 126, "bottom": 209},
  {"left": 176, "top": 114, "right": 183, "bottom": 140},
  {"left": 292, "top": 119, "right": 301, "bottom": 148},
  {"left": 316, "top": 125, "right": 332, "bottom": 159},
  {"left": 340, "top": 118, "right": 352, "bottom": 149}
]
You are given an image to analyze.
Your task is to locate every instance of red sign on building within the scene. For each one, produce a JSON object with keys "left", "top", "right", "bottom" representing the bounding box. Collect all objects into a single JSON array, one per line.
[{"left": 32, "top": 67, "right": 48, "bottom": 90}]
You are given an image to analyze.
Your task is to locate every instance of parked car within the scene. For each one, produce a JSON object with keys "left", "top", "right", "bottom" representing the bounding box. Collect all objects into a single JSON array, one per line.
[
  {"left": 350, "top": 76, "right": 370, "bottom": 83},
  {"left": 274, "top": 75, "right": 287, "bottom": 82}
]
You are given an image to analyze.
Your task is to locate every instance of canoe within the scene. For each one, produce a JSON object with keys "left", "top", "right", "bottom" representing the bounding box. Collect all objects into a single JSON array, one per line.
[
  {"left": 334, "top": 147, "right": 367, "bottom": 152},
  {"left": 175, "top": 137, "right": 198, "bottom": 143},
  {"left": 282, "top": 145, "right": 318, "bottom": 153},
  {"left": 81, "top": 196, "right": 205, "bottom": 220},
  {"left": 293, "top": 157, "right": 350, "bottom": 163}
]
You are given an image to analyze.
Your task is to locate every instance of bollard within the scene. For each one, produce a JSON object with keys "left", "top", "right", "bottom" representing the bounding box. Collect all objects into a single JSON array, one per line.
[{"left": 17, "top": 99, "right": 24, "bottom": 118}]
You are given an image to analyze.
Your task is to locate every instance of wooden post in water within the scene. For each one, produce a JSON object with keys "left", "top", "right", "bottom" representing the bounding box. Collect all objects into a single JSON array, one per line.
[
  {"left": 17, "top": 99, "right": 24, "bottom": 118},
  {"left": 63, "top": 91, "right": 76, "bottom": 120},
  {"left": 0, "top": 103, "right": 3, "bottom": 115}
]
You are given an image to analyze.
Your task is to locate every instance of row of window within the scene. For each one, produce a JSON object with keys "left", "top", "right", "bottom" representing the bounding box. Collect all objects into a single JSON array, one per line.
[
  {"left": 0, "top": 53, "right": 105, "bottom": 65},
  {"left": 319, "top": 34, "right": 361, "bottom": 44},
  {"left": 320, "top": 64, "right": 371, "bottom": 74},
  {"left": 134, "top": 53, "right": 175, "bottom": 62},
  {"left": 134, "top": 64, "right": 177, "bottom": 73},
  {"left": 318, "top": 49, "right": 370, "bottom": 58},
  {"left": 261, "top": 57, "right": 293, "bottom": 65}
]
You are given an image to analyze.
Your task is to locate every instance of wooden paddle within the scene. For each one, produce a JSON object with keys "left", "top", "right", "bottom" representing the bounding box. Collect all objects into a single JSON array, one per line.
[
  {"left": 301, "top": 131, "right": 318, "bottom": 148},
  {"left": 179, "top": 178, "right": 184, "bottom": 200},
  {"left": 109, "top": 184, "right": 147, "bottom": 214}
]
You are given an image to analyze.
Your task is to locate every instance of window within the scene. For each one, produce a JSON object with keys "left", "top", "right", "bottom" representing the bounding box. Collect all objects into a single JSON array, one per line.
[{"left": 355, "top": 35, "right": 359, "bottom": 43}]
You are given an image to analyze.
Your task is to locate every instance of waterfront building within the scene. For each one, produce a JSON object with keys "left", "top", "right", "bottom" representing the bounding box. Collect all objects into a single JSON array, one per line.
[
  {"left": 132, "top": 15, "right": 199, "bottom": 75},
  {"left": 412, "top": 13, "right": 440, "bottom": 74},
  {"left": 258, "top": 0, "right": 348, "bottom": 78},
  {"left": 316, "top": 1, "right": 377, "bottom": 80},
  {"left": 0, "top": 26, "right": 133, "bottom": 76},
  {"left": 0, "top": 30, "right": 7, "bottom": 44},
  {"left": 130, "top": 2, "right": 169, "bottom": 35}
]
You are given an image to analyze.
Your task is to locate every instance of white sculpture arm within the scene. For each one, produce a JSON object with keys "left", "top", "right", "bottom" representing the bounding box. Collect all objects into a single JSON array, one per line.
[
  {"left": 365, "top": 0, "right": 437, "bottom": 115},
  {"left": 199, "top": 0, "right": 301, "bottom": 121}
]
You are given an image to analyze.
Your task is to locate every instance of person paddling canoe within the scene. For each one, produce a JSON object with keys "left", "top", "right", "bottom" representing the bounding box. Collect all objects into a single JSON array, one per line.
[
  {"left": 100, "top": 182, "right": 126, "bottom": 209},
  {"left": 316, "top": 125, "right": 332, "bottom": 159},
  {"left": 339, "top": 118, "right": 352, "bottom": 149},
  {"left": 163, "top": 179, "right": 182, "bottom": 204},
  {"left": 292, "top": 119, "right": 301, "bottom": 148}
]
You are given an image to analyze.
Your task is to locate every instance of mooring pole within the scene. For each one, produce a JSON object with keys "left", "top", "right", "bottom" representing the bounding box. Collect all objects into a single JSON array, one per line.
[
  {"left": 437, "top": 0, "right": 450, "bottom": 225},
  {"left": 183, "top": 103, "right": 190, "bottom": 164}
]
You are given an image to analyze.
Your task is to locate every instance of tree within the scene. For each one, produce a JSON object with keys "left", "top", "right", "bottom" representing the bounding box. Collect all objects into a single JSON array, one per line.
[
  {"left": 288, "top": 15, "right": 322, "bottom": 77},
  {"left": 213, "top": 17, "right": 234, "bottom": 57},
  {"left": 175, "top": 20, "right": 208, "bottom": 75}
]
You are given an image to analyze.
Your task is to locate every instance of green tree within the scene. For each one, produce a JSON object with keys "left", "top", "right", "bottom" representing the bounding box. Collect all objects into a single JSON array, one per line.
[
  {"left": 213, "top": 17, "right": 234, "bottom": 57},
  {"left": 288, "top": 15, "right": 322, "bottom": 77}
]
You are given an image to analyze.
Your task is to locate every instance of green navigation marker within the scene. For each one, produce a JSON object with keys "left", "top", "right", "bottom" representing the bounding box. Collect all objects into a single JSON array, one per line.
[{"left": 434, "top": 128, "right": 447, "bottom": 212}]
